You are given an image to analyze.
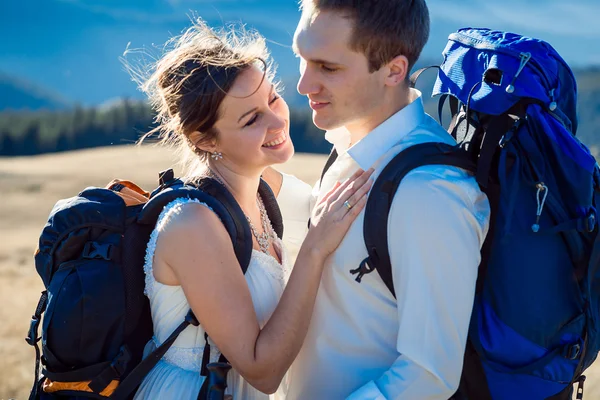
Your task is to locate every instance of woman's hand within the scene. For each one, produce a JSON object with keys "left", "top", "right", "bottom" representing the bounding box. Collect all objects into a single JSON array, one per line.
[{"left": 304, "top": 168, "right": 374, "bottom": 259}]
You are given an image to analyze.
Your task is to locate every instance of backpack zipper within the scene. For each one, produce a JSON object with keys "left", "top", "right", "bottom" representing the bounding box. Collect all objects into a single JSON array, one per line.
[
  {"left": 506, "top": 52, "right": 531, "bottom": 94},
  {"left": 511, "top": 135, "right": 586, "bottom": 258},
  {"left": 531, "top": 182, "right": 548, "bottom": 233},
  {"left": 534, "top": 181, "right": 586, "bottom": 261}
]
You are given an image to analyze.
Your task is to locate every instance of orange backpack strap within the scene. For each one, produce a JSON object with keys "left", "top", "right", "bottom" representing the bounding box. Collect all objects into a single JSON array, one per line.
[
  {"left": 105, "top": 179, "right": 150, "bottom": 206},
  {"left": 43, "top": 378, "right": 119, "bottom": 397}
]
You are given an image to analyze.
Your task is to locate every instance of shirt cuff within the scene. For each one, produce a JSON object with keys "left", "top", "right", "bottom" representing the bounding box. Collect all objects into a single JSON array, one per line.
[{"left": 346, "top": 381, "right": 386, "bottom": 400}]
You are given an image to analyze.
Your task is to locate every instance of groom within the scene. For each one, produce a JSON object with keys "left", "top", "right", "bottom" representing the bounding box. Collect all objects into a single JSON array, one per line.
[{"left": 284, "top": 0, "right": 490, "bottom": 399}]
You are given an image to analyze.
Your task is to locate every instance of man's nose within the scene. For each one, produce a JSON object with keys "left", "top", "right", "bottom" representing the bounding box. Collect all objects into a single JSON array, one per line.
[{"left": 297, "top": 65, "right": 319, "bottom": 96}]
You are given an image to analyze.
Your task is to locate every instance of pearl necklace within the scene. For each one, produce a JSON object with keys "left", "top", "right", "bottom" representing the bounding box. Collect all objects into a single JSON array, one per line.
[{"left": 206, "top": 169, "right": 276, "bottom": 254}]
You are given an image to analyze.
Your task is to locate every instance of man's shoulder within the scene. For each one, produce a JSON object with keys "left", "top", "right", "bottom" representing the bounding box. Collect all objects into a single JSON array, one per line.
[
  {"left": 388, "top": 113, "right": 474, "bottom": 183},
  {"left": 411, "top": 113, "right": 457, "bottom": 146},
  {"left": 381, "top": 115, "right": 486, "bottom": 213}
]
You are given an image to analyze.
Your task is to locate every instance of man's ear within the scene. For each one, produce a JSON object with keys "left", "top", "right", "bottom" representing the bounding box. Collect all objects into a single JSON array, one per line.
[
  {"left": 189, "top": 131, "right": 217, "bottom": 153},
  {"left": 383, "top": 55, "right": 410, "bottom": 87}
]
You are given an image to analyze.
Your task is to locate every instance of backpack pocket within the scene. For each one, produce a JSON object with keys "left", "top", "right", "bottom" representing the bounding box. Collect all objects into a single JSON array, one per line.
[
  {"left": 472, "top": 300, "right": 584, "bottom": 399},
  {"left": 43, "top": 257, "right": 126, "bottom": 371}
]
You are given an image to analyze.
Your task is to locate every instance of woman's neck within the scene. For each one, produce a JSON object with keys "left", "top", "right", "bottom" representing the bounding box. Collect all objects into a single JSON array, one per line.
[{"left": 206, "top": 162, "right": 262, "bottom": 213}]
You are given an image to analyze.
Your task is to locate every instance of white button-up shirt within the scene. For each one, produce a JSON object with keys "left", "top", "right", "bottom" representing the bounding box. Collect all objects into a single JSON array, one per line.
[{"left": 284, "top": 89, "right": 491, "bottom": 399}]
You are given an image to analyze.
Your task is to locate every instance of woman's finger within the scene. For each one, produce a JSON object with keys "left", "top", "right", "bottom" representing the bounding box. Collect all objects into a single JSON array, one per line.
[
  {"left": 318, "top": 168, "right": 363, "bottom": 206},
  {"left": 340, "top": 177, "right": 373, "bottom": 216},
  {"left": 318, "top": 181, "right": 341, "bottom": 206},
  {"left": 344, "top": 188, "right": 368, "bottom": 218},
  {"left": 329, "top": 178, "right": 371, "bottom": 221},
  {"left": 329, "top": 168, "right": 374, "bottom": 211}
]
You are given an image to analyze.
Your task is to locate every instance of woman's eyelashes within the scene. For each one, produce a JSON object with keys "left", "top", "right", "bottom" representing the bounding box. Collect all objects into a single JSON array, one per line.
[
  {"left": 244, "top": 94, "right": 280, "bottom": 128},
  {"left": 245, "top": 114, "right": 258, "bottom": 127}
]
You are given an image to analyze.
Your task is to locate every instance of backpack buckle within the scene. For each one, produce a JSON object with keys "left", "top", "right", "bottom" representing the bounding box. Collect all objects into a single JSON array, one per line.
[
  {"left": 350, "top": 257, "right": 375, "bottom": 283},
  {"left": 111, "top": 346, "right": 131, "bottom": 377},
  {"left": 585, "top": 212, "right": 596, "bottom": 233},
  {"left": 82, "top": 241, "right": 114, "bottom": 261},
  {"left": 25, "top": 291, "right": 47, "bottom": 346},
  {"left": 185, "top": 310, "right": 200, "bottom": 327},
  {"left": 26, "top": 316, "right": 42, "bottom": 346},
  {"left": 563, "top": 342, "right": 582, "bottom": 360}
]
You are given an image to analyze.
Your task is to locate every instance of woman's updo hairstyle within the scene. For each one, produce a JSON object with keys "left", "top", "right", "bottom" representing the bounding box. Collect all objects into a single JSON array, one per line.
[{"left": 126, "top": 17, "right": 276, "bottom": 176}]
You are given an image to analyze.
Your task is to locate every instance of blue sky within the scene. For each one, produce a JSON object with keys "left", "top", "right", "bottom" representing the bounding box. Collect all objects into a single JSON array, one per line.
[{"left": 0, "top": 0, "right": 597, "bottom": 105}]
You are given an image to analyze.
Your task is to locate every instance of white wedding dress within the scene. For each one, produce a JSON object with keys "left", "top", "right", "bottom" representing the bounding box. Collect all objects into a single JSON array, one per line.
[{"left": 133, "top": 195, "right": 294, "bottom": 400}]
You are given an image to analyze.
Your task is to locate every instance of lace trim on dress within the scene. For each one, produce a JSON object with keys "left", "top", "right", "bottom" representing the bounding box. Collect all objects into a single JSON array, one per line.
[
  {"left": 143, "top": 197, "right": 216, "bottom": 298},
  {"left": 251, "top": 239, "right": 292, "bottom": 285}
]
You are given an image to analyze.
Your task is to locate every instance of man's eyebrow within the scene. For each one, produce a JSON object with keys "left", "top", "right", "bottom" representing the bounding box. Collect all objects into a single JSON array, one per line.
[
  {"left": 309, "top": 58, "right": 340, "bottom": 65},
  {"left": 292, "top": 42, "right": 339, "bottom": 65},
  {"left": 237, "top": 84, "right": 275, "bottom": 124}
]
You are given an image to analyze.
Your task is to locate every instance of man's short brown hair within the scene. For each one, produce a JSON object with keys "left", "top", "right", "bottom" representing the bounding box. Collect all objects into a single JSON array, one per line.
[{"left": 301, "top": 0, "right": 430, "bottom": 73}]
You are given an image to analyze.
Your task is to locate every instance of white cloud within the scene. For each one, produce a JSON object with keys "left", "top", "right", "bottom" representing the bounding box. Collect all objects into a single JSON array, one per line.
[{"left": 428, "top": 0, "right": 599, "bottom": 39}]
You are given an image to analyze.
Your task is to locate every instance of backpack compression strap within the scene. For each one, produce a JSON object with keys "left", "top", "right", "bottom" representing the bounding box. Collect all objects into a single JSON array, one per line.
[
  {"left": 110, "top": 310, "right": 200, "bottom": 400},
  {"left": 351, "top": 142, "right": 476, "bottom": 297}
]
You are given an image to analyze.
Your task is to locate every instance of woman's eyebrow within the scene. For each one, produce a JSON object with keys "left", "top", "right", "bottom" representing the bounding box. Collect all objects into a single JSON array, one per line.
[{"left": 237, "top": 84, "right": 275, "bottom": 124}]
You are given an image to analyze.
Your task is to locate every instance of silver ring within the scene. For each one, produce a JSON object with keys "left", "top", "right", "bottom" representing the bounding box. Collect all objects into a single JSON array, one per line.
[{"left": 344, "top": 200, "right": 353, "bottom": 210}]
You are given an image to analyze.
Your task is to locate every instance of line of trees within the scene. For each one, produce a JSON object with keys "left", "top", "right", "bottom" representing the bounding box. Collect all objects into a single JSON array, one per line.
[{"left": 0, "top": 99, "right": 330, "bottom": 156}]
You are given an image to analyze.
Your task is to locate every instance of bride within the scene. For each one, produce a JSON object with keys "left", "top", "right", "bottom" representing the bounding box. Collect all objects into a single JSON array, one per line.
[{"left": 131, "top": 18, "right": 373, "bottom": 399}]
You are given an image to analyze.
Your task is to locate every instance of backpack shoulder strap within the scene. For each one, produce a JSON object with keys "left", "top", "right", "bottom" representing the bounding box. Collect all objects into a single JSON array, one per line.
[
  {"left": 258, "top": 178, "right": 284, "bottom": 239},
  {"left": 307, "top": 148, "right": 339, "bottom": 230},
  {"left": 143, "top": 172, "right": 283, "bottom": 279},
  {"left": 320, "top": 147, "right": 339, "bottom": 189},
  {"left": 189, "top": 177, "right": 255, "bottom": 273},
  {"left": 112, "top": 172, "right": 261, "bottom": 400},
  {"left": 353, "top": 142, "right": 476, "bottom": 298}
]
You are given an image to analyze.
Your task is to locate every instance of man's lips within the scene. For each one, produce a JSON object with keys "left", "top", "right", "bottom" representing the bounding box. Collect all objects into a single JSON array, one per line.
[{"left": 309, "top": 100, "right": 330, "bottom": 110}]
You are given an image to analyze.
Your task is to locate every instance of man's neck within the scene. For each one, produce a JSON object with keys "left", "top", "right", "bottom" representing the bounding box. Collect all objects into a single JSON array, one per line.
[{"left": 347, "top": 88, "right": 414, "bottom": 146}]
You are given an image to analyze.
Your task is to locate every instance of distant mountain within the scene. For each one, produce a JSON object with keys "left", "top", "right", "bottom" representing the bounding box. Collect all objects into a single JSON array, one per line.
[
  {"left": 0, "top": 0, "right": 597, "bottom": 107},
  {"left": 1, "top": 67, "right": 599, "bottom": 157},
  {"left": 0, "top": 72, "right": 71, "bottom": 111}
]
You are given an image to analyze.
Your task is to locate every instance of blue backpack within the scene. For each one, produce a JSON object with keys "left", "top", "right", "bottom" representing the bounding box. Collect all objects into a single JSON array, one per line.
[
  {"left": 338, "top": 28, "right": 600, "bottom": 399},
  {"left": 26, "top": 169, "right": 283, "bottom": 400}
]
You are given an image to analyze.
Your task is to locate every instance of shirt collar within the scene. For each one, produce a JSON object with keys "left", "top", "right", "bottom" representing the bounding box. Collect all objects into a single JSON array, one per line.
[{"left": 324, "top": 88, "right": 425, "bottom": 170}]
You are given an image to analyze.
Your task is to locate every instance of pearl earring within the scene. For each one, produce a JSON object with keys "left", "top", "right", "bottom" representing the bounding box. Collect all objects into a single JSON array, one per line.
[{"left": 211, "top": 151, "right": 223, "bottom": 161}]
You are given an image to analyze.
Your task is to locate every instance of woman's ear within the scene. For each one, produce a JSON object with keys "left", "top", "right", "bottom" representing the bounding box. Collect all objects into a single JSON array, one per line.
[
  {"left": 189, "top": 131, "right": 216, "bottom": 153},
  {"left": 383, "top": 55, "right": 409, "bottom": 87}
]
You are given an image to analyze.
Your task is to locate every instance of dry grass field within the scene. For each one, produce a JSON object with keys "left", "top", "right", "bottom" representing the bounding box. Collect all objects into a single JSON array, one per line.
[{"left": 1, "top": 145, "right": 599, "bottom": 399}]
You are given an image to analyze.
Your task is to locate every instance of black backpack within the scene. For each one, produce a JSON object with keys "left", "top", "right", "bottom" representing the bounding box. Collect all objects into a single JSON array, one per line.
[{"left": 26, "top": 168, "right": 283, "bottom": 400}]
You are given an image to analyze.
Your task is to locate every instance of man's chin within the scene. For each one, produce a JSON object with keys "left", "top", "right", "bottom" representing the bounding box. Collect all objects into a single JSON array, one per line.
[{"left": 312, "top": 114, "right": 342, "bottom": 132}]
